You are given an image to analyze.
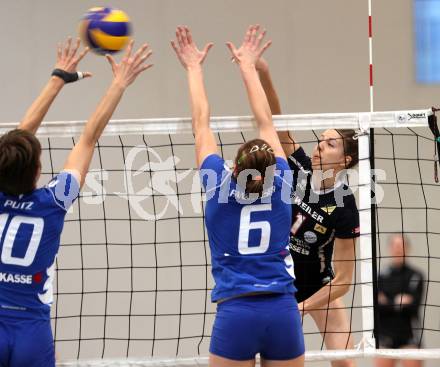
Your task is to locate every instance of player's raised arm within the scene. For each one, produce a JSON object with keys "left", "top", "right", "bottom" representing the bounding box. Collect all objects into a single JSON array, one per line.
[
  {"left": 227, "top": 25, "right": 285, "bottom": 159},
  {"left": 256, "top": 57, "right": 300, "bottom": 156},
  {"left": 171, "top": 26, "right": 215, "bottom": 168},
  {"left": 63, "top": 41, "right": 153, "bottom": 187},
  {"left": 18, "top": 37, "right": 91, "bottom": 134}
]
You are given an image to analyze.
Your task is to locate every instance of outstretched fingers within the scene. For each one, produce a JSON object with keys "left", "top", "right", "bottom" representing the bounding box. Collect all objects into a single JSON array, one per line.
[
  {"left": 105, "top": 54, "right": 117, "bottom": 74},
  {"left": 134, "top": 48, "right": 153, "bottom": 70},
  {"left": 128, "top": 45, "right": 154, "bottom": 82},
  {"left": 226, "top": 42, "right": 239, "bottom": 59},
  {"left": 176, "top": 27, "right": 185, "bottom": 49},
  {"left": 171, "top": 26, "right": 213, "bottom": 69},
  {"left": 170, "top": 40, "right": 179, "bottom": 55},
  {"left": 133, "top": 62, "right": 154, "bottom": 77},
  {"left": 69, "top": 38, "right": 81, "bottom": 59},
  {"left": 131, "top": 43, "right": 150, "bottom": 66},
  {"left": 184, "top": 26, "right": 193, "bottom": 46},
  {"left": 122, "top": 39, "right": 134, "bottom": 62},
  {"left": 258, "top": 40, "right": 272, "bottom": 58},
  {"left": 228, "top": 25, "right": 272, "bottom": 67},
  {"left": 255, "top": 29, "right": 267, "bottom": 49},
  {"left": 244, "top": 26, "right": 253, "bottom": 44},
  {"left": 200, "top": 43, "right": 214, "bottom": 63},
  {"left": 108, "top": 42, "right": 153, "bottom": 87},
  {"left": 249, "top": 24, "right": 259, "bottom": 46},
  {"left": 76, "top": 46, "right": 90, "bottom": 64},
  {"left": 57, "top": 43, "right": 62, "bottom": 61},
  {"left": 170, "top": 39, "right": 185, "bottom": 67},
  {"left": 63, "top": 37, "right": 72, "bottom": 59},
  {"left": 54, "top": 36, "right": 91, "bottom": 77},
  {"left": 178, "top": 26, "right": 189, "bottom": 47}
]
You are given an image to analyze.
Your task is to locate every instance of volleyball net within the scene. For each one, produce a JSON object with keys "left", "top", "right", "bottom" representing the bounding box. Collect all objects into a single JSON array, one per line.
[{"left": 1, "top": 109, "right": 439, "bottom": 365}]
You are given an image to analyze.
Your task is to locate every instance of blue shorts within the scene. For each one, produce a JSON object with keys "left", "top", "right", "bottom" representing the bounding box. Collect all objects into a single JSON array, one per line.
[
  {"left": 0, "top": 318, "right": 55, "bottom": 367},
  {"left": 210, "top": 293, "right": 305, "bottom": 361}
]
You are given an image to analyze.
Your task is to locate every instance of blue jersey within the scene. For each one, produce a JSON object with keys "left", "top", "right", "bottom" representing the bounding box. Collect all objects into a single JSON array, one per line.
[
  {"left": 0, "top": 172, "right": 80, "bottom": 320},
  {"left": 200, "top": 154, "right": 296, "bottom": 302}
]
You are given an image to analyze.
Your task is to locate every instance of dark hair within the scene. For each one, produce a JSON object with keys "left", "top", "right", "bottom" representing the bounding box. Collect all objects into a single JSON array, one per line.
[
  {"left": 0, "top": 129, "right": 41, "bottom": 196},
  {"left": 234, "top": 138, "right": 276, "bottom": 196},
  {"left": 335, "top": 129, "right": 359, "bottom": 169}
]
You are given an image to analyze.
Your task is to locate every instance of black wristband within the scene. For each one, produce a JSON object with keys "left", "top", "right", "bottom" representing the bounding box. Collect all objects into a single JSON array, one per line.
[{"left": 51, "top": 69, "right": 83, "bottom": 84}]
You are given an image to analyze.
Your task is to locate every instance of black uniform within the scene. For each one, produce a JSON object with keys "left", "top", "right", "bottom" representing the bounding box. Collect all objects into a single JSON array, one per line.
[
  {"left": 376, "top": 263, "right": 424, "bottom": 348},
  {"left": 287, "top": 148, "right": 360, "bottom": 303}
]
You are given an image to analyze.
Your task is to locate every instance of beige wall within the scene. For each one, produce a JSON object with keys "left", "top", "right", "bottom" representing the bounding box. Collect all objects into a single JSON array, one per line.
[{"left": 3, "top": 0, "right": 439, "bottom": 124}]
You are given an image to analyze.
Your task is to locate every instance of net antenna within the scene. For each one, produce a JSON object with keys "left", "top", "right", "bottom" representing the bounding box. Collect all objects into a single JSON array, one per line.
[{"left": 428, "top": 108, "right": 440, "bottom": 183}]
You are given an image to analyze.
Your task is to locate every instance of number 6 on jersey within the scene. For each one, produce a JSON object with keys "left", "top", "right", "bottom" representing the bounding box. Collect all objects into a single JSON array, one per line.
[{"left": 238, "top": 204, "right": 272, "bottom": 255}]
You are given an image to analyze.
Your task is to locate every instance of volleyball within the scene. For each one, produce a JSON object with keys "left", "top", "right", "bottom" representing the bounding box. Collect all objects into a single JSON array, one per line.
[{"left": 79, "top": 7, "right": 132, "bottom": 55}]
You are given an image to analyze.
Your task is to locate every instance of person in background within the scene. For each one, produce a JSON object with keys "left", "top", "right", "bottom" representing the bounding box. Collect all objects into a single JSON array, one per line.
[{"left": 375, "top": 234, "right": 425, "bottom": 367}]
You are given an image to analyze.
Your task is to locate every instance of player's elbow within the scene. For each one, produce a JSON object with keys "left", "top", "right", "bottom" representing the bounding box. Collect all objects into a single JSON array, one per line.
[
  {"left": 338, "top": 283, "right": 351, "bottom": 297},
  {"left": 18, "top": 121, "right": 38, "bottom": 135},
  {"left": 255, "top": 113, "right": 273, "bottom": 128},
  {"left": 192, "top": 112, "right": 210, "bottom": 131},
  {"left": 332, "top": 277, "right": 352, "bottom": 298},
  {"left": 81, "top": 128, "right": 100, "bottom": 146}
]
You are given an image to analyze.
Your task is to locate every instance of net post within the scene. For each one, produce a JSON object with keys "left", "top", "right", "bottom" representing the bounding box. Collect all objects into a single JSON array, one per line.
[
  {"left": 357, "top": 113, "right": 376, "bottom": 352},
  {"left": 369, "top": 127, "right": 380, "bottom": 349}
]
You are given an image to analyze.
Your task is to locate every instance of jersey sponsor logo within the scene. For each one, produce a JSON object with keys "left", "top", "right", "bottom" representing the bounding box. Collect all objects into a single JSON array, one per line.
[
  {"left": 320, "top": 205, "right": 336, "bottom": 215},
  {"left": 314, "top": 223, "right": 327, "bottom": 234},
  {"left": 304, "top": 231, "right": 318, "bottom": 244},
  {"left": 296, "top": 178, "right": 307, "bottom": 192},
  {"left": 253, "top": 281, "right": 278, "bottom": 288},
  {"left": 0, "top": 272, "right": 33, "bottom": 285},
  {"left": 1, "top": 304, "right": 27, "bottom": 311},
  {"left": 289, "top": 239, "right": 310, "bottom": 255},
  {"left": 33, "top": 272, "right": 43, "bottom": 283},
  {"left": 4, "top": 200, "right": 34, "bottom": 211},
  {"left": 292, "top": 194, "right": 324, "bottom": 223}
]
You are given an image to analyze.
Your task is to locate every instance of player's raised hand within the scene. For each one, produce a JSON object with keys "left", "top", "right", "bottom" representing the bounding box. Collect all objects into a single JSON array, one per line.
[
  {"left": 227, "top": 25, "right": 272, "bottom": 68},
  {"left": 171, "top": 26, "right": 213, "bottom": 70},
  {"left": 55, "top": 37, "right": 92, "bottom": 79},
  {"left": 105, "top": 40, "right": 153, "bottom": 88}
]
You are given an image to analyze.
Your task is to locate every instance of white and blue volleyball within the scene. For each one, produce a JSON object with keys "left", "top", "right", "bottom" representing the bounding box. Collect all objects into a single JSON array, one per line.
[{"left": 79, "top": 7, "right": 132, "bottom": 55}]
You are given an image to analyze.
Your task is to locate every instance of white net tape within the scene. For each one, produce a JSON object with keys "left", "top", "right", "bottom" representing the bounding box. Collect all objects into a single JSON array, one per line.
[{"left": 0, "top": 109, "right": 432, "bottom": 137}]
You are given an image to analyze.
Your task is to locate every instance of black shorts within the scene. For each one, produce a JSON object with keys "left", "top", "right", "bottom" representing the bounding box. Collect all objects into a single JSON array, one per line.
[
  {"left": 377, "top": 331, "right": 422, "bottom": 349},
  {"left": 294, "top": 275, "right": 333, "bottom": 303}
]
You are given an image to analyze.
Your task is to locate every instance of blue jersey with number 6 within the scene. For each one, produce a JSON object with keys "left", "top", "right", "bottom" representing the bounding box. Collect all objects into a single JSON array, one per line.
[
  {"left": 200, "top": 154, "right": 296, "bottom": 302},
  {"left": 0, "top": 172, "right": 80, "bottom": 320}
]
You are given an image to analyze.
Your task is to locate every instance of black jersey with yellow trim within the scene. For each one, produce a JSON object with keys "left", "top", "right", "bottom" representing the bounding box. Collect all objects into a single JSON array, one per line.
[{"left": 287, "top": 147, "right": 360, "bottom": 302}]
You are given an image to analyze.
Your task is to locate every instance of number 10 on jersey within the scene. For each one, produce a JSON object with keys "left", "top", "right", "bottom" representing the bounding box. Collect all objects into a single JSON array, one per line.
[{"left": 0, "top": 214, "right": 44, "bottom": 267}]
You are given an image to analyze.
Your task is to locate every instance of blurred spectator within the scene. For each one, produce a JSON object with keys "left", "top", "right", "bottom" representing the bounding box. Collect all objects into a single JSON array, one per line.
[{"left": 375, "top": 234, "right": 425, "bottom": 367}]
